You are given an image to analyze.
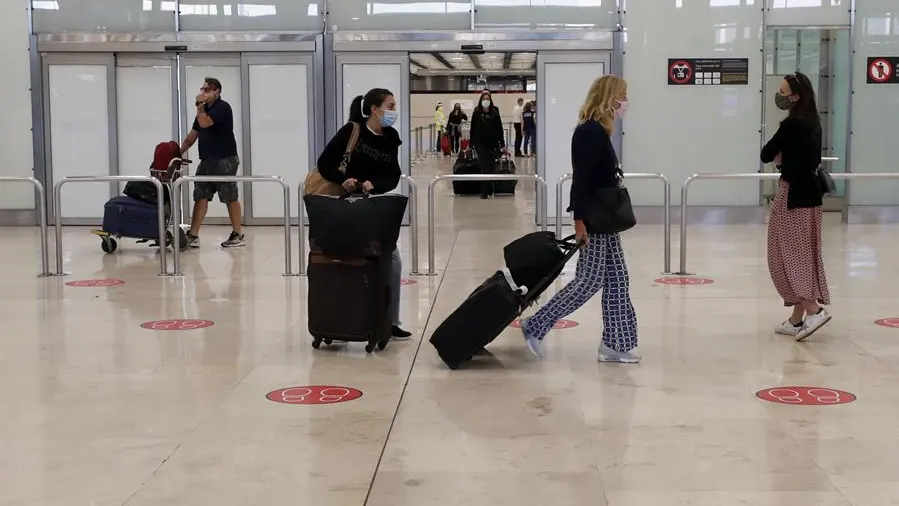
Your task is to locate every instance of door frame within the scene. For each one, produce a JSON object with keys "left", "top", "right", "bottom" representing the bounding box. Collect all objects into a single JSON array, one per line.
[
  {"left": 241, "top": 52, "right": 320, "bottom": 225},
  {"left": 537, "top": 50, "right": 612, "bottom": 227},
  {"left": 40, "top": 52, "right": 117, "bottom": 225}
]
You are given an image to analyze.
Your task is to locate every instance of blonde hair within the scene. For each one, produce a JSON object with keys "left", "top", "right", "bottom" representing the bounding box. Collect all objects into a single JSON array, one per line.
[{"left": 578, "top": 75, "right": 627, "bottom": 134}]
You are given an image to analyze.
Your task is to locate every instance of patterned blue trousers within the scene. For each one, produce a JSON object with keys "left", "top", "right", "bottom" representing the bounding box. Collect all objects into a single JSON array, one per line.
[{"left": 526, "top": 233, "right": 638, "bottom": 352}]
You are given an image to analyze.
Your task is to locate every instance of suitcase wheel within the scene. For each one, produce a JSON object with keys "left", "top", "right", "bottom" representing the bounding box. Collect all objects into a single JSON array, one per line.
[
  {"left": 377, "top": 341, "right": 387, "bottom": 351},
  {"left": 365, "top": 343, "right": 375, "bottom": 353},
  {"left": 100, "top": 237, "right": 118, "bottom": 254},
  {"left": 312, "top": 339, "right": 321, "bottom": 349}
]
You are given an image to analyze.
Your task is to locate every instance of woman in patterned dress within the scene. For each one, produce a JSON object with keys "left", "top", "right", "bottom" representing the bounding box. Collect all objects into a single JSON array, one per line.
[{"left": 760, "top": 72, "right": 831, "bottom": 341}]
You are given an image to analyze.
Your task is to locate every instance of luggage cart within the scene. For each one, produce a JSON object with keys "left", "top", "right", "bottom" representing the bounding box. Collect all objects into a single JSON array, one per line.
[{"left": 90, "top": 158, "right": 191, "bottom": 253}]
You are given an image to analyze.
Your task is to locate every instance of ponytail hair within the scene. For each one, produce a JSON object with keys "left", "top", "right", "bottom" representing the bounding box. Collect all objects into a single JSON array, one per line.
[{"left": 347, "top": 88, "right": 394, "bottom": 124}]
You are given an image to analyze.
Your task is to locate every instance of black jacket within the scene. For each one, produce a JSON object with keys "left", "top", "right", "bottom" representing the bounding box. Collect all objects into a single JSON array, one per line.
[
  {"left": 317, "top": 123, "right": 402, "bottom": 194},
  {"left": 760, "top": 116, "right": 823, "bottom": 209},
  {"left": 569, "top": 120, "right": 620, "bottom": 230},
  {"left": 470, "top": 106, "right": 505, "bottom": 152}
]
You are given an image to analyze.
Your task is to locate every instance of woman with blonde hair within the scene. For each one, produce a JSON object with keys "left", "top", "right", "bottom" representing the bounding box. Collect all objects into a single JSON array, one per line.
[{"left": 520, "top": 75, "right": 639, "bottom": 363}]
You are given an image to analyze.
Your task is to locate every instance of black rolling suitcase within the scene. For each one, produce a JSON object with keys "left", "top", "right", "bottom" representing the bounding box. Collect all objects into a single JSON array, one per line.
[
  {"left": 429, "top": 233, "right": 581, "bottom": 369},
  {"left": 452, "top": 151, "right": 482, "bottom": 196},
  {"left": 493, "top": 156, "right": 517, "bottom": 196},
  {"left": 307, "top": 247, "right": 391, "bottom": 353}
]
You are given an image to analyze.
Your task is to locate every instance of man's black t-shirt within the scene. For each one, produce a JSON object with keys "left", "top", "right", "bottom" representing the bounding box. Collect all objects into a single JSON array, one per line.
[{"left": 192, "top": 98, "right": 238, "bottom": 160}]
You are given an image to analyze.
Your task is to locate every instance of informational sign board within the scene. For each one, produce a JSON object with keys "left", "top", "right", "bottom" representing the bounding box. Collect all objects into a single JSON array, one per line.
[
  {"left": 867, "top": 57, "right": 899, "bottom": 84},
  {"left": 668, "top": 58, "right": 750, "bottom": 86}
]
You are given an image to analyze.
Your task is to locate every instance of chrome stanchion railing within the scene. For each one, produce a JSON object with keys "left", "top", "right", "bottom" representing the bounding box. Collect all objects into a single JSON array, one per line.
[
  {"left": 555, "top": 172, "right": 672, "bottom": 274},
  {"left": 53, "top": 175, "right": 166, "bottom": 276},
  {"left": 401, "top": 174, "right": 421, "bottom": 276},
  {"left": 427, "top": 174, "right": 548, "bottom": 276},
  {"left": 297, "top": 176, "right": 419, "bottom": 277},
  {"left": 1, "top": 177, "right": 50, "bottom": 277},
  {"left": 171, "top": 175, "right": 292, "bottom": 276},
  {"left": 677, "top": 172, "right": 897, "bottom": 275}
]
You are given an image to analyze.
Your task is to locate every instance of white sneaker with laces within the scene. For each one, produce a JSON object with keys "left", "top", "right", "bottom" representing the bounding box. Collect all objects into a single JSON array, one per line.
[
  {"left": 796, "top": 308, "right": 831, "bottom": 342},
  {"left": 775, "top": 320, "right": 803, "bottom": 337}
]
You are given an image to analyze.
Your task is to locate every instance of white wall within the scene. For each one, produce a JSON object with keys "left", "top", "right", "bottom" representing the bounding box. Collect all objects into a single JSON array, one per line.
[
  {"left": 623, "top": 1, "right": 764, "bottom": 206},
  {"left": 0, "top": 3, "right": 35, "bottom": 211}
]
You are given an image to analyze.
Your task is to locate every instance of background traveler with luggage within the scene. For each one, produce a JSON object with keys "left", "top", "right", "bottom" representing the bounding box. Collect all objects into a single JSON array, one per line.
[
  {"left": 469, "top": 90, "right": 507, "bottom": 200},
  {"left": 446, "top": 103, "right": 468, "bottom": 154},
  {"left": 522, "top": 102, "right": 536, "bottom": 157},
  {"left": 760, "top": 71, "right": 831, "bottom": 341},
  {"left": 179, "top": 77, "right": 245, "bottom": 249},
  {"left": 519, "top": 75, "right": 640, "bottom": 363},
  {"left": 314, "top": 87, "right": 412, "bottom": 340}
]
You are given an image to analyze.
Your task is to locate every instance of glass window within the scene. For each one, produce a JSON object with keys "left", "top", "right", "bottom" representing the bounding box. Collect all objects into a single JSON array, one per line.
[
  {"left": 178, "top": 1, "right": 323, "bottom": 31},
  {"left": 473, "top": 0, "right": 618, "bottom": 30},
  {"left": 32, "top": 0, "right": 175, "bottom": 33},
  {"left": 329, "top": 0, "right": 470, "bottom": 31}
]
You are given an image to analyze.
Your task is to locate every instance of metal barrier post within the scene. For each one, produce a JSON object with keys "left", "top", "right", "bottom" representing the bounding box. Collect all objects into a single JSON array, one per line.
[
  {"left": 171, "top": 175, "right": 292, "bottom": 276},
  {"left": 401, "top": 174, "right": 421, "bottom": 275},
  {"left": 428, "top": 124, "right": 435, "bottom": 154},
  {"left": 53, "top": 175, "right": 166, "bottom": 276},
  {"left": 676, "top": 172, "right": 894, "bottom": 275},
  {"left": 298, "top": 180, "right": 306, "bottom": 275},
  {"left": 427, "top": 174, "right": 548, "bottom": 276},
  {"left": 0, "top": 177, "right": 50, "bottom": 277},
  {"left": 555, "top": 172, "right": 672, "bottom": 274}
]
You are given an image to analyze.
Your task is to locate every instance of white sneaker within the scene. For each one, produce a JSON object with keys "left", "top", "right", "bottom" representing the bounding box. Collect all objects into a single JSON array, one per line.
[
  {"left": 796, "top": 308, "right": 831, "bottom": 342},
  {"left": 519, "top": 318, "right": 544, "bottom": 358},
  {"left": 598, "top": 343, "right": 641, "bottom": 363},
  {"left": 775, "top": 320, "right": 803, "bottom": 337}
]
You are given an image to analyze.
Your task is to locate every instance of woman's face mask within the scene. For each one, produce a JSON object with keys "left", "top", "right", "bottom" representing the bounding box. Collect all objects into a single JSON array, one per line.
[
  {"left": 614, "top": 99, "right": 629, "bottom": 118},
  {"left": 481, "top": 99, "right": 491, "bottom": 108},
  {"left": 379, "top": 108, "right": 398, "bottom": 128},
  {"left": 774, "top": 92, "right": 794, "bottom": 111}
]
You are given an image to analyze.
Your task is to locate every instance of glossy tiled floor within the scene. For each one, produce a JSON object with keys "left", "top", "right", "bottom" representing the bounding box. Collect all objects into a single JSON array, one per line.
[{"left": 2, "top": 156, "right": 899, "bottom": 506}]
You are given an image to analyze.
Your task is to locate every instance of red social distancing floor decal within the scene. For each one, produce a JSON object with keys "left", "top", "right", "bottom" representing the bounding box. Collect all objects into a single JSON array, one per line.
[
  {"left": 654, "top": 277, "right": 714, "bottom": 285},
  {"left": 400, "top": 279, "right": 417, "bottom": 286},
  {"left": 65, "top": 279, "right": 125, "bottom": 287},
  {"left": 510, "top": 319, "right": 579, "bottom": 330},
  {"left": 140, "top": 319, "right": 215, "bottom": 331},
  {"left": 266, "top": 386, "right": 363, "bottom": 405},
  {"left": 756, "top": 387, "right": 856, "bottom": 406},
  {"left": 874, "top": 318, "right": 899, "bottom": 329}
]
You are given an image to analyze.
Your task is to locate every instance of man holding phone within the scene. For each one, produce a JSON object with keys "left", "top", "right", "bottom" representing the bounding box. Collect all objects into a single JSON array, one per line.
[{"left": 180, "top": 77, "right": 245, "bottom": 248}]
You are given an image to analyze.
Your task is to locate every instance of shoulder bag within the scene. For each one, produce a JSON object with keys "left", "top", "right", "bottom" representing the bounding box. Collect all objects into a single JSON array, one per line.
[
  {"left": 815, "top": 164, "right": 836, "bottom": 196},
  {"left": 303, "top": 122, "right": 360, "bottom": 196},
  {"left": 586, "top": 169, "right": 637, "bottom": 234}
]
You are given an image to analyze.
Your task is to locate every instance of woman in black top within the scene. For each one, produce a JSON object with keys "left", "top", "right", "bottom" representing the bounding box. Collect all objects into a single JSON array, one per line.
[
  {"left": 446, "top": 103, "right": 468, "bottom": 154},
  {"left": 521, "top": 102, "right": 536, "bottom": 157},
  {"left": 760, "top": 71, "right": 831, "bottom": 341},
  {"left": 316, "top": 87, "right": 412, "bottom": 340},
  {"left": 469, "top": 90, "right": 506, "bottom": 199},
  {"left": 518, "top": 75, "right": 640, "bottom": 364}
]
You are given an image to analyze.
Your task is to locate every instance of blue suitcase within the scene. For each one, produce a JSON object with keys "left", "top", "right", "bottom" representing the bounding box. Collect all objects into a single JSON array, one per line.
[{"left": 102, "top": 196, "right": 162, "bottom": 240}]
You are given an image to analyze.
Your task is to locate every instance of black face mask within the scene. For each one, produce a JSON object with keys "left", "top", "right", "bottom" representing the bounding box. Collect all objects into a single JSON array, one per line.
[{"left": 774, "top": 93, "right": 793, "bottom": 111}]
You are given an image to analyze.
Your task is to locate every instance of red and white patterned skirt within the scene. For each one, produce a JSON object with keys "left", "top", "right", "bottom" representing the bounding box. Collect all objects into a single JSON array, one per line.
[{"left": 767, "top": 180, "right": 831, "bottom": 307}]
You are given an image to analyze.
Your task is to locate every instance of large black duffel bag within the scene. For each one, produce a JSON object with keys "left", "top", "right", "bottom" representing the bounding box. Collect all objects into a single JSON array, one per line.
[
  {"left": 303, "top": 192, "right": 408, "bottom": 256},
  {"left": 503, "top": 231, "right": 579, "bottom": 299}
]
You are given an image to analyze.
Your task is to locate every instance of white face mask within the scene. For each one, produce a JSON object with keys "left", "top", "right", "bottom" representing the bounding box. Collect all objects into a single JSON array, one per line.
[{"left": 481, "top": 100, "right": 491, "bottom": 108}]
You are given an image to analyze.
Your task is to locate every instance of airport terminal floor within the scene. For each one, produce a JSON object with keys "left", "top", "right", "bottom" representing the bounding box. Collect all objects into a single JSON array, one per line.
[{"left": 3, "top": 156, "right": 899, "bottom": 506}]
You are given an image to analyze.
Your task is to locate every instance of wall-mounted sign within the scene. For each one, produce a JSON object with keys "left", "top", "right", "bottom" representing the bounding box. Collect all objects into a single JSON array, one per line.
[
  {"left": 668, "top": 58, "right": 749, "bottom": 86},
  {"left": 867, "top": 57, "right": 899, "bottom": 84}
]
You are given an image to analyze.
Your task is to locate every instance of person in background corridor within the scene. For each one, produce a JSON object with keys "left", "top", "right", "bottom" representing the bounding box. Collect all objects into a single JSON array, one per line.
[
  {"left": 446, "top": 103, "right": 468, "bottom": 154},
  {"left": 519, "top": 75, "right": 639, "bottom": 363},
  {"left": 512, "top": 97, "right": 524, "bottom": 157},
  {"left": 761, "top": 71, "right": 831, "bottom": 341},
  {"left": 180, "top": 77, "right": 245, "bottom": 248},
  {"left": 469, "top": 90, "right": 506, "bottom": 200},
  {"left": 522, "top": 101, "right": 536, "bottom": 157}
]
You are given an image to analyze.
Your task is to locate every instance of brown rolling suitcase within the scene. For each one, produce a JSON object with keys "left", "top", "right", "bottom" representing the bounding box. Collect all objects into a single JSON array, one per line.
[{"left": 307, "top": 248, "right": 391, "bottom": 353}]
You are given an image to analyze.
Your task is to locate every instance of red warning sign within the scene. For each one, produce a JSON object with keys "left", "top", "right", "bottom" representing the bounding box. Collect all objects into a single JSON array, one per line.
[
  {"left": 510, "top": 319, "right": 578, "bottom": 330},
  {"left": 400, "top": 279, "right": 417, "bottom": 286},
  {"left": 65, "top": 278, "right": 125, "bottom": 287},
  {"left": 140, "top": 319, "right": 215, "bottom": 331},
  {"left": 868, "top": 58, "right": 893, "bottom": 84},
  {"left": 668, "top": 59, "right": 694, "bottom": 85},
  {"left": 756, "top": 387, "right": 856, "bottom": 406},
  {"left": 654, "top": 276, "right": 714, "bottom": 285},
  {"left": 875, "top": 318, "right": 899, "bottom": 328},
  {"left": 266, "top": 386, "right": 363, "bottom": 405}
]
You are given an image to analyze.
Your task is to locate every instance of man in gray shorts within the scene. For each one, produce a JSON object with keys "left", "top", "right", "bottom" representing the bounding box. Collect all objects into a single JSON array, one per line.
[{"left": 179, "top": 77, "right": 245, "bottom": 248}]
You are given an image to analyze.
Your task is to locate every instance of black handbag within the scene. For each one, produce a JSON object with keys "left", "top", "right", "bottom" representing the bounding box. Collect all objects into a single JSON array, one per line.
[
  {"left": 815, "top": 165, "right": 836, "bottom": 195},
  {"left": 585, "top": 172, "right": 636, "bottom": 234}
]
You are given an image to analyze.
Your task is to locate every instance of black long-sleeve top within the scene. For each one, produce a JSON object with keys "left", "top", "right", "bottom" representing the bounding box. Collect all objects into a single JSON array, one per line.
[
  {"left": 568, "top": 119, "right": 620, "bottom": 226},
  {"left": 469, "top": 106, "right": 505, "bottom": 151},
  {"left": 760, "top": 116, "right": 823, "bottom": 209},
  {"left": 316, "top": 123, "right": 402, "bottom": 194}
]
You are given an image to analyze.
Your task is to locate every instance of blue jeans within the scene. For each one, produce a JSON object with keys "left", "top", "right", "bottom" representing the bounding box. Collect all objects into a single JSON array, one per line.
[{"left": 526, "top": 233, "right": 637, "bottom": 352}]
